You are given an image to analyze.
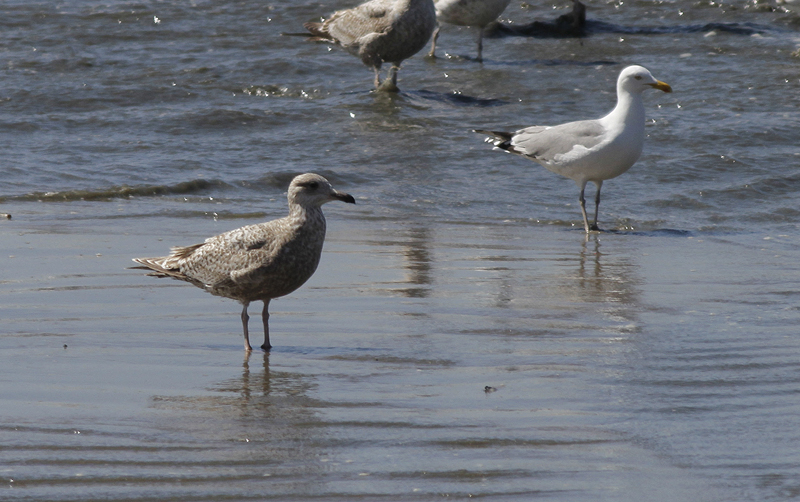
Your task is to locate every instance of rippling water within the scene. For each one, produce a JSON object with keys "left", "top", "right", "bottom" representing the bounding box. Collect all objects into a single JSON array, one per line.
[{"left": 2, "top": 0, "right": 800, "bottom": 500}]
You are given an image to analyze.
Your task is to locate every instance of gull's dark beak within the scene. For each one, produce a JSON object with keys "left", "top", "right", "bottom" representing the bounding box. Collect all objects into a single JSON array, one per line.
[{"left": 333, "top": 191, "right": 356, "bottom": 204}]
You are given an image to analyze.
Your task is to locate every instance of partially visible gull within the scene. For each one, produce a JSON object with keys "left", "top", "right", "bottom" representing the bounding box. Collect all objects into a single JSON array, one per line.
[
  {"left": 132, "top": 173, "right": 356, "bottom": 352},
  {"left": 429, "top": 0, "right": 512, "bottom": 61},
  {"left": 304, "top": 0, "right": 436, "bottom": 92},
  {"left": 486, "top": 0, "right": 586, "bottom": 38},
  {"left": 475, "top": 65, "right": 672, "bottom": 232}
]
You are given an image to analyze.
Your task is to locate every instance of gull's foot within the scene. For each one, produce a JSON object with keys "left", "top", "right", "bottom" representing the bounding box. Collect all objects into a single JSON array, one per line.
[
  {"left": 260, "top": 342, "right": 272, "bottom": 352},
  {"left": 376, "top": 80, "right": 400, "bottom": 93}
]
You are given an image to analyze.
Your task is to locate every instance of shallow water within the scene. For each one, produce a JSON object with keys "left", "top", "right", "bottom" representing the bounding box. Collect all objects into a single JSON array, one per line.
[{"left": 2, "top": 0, "right": 800, "bottom": 500}]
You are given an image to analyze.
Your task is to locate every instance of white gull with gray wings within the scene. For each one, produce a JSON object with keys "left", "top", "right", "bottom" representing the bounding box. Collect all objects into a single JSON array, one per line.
[
  {"left": 475, "top": 65, "right": 672, "bottom": 232},
  {"left": 132, "top": 173, "right": 356, "bottom": 352}
]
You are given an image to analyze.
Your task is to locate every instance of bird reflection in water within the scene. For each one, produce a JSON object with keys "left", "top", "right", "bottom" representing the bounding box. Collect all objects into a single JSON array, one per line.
[
  {"left": 576, "top": 234, "right": 641, "bottom": 330},
  {"left": 399, "top": 226, "right": 434, "bottom": 298}
]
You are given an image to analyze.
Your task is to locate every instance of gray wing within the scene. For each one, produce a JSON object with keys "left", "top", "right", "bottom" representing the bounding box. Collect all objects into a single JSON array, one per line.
[{"left": 509, "top": 120, "right": 607, "bottom": 164}]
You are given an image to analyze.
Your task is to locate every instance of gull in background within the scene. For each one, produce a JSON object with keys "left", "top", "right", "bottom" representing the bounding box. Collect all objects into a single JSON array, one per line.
[
  {"left": 429, "top": 0, "right": 512, "bottom": 61},
  {"left": 304, "top": 0, "right": 436, "bottom": 92}
]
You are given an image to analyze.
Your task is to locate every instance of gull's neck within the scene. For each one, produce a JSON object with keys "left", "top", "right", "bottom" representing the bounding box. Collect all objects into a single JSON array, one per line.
[
  {"left": 287, "top": 202, "right": 326, "bottom": 234},
  {"left": 601, "top": 86, "right": 645, "bottom": 132}
]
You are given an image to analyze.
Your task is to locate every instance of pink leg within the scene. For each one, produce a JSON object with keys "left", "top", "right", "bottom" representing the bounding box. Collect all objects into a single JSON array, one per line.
[
  {"left": 260, "top": 299, "right": 272, "bottom": 351},
  {"left": 241, "top": 302, "right": 253, "bottom": 352}
]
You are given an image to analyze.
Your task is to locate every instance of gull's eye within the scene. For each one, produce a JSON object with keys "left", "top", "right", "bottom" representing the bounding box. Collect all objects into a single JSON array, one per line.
[
  {"left": 298, "top": 181, "right": 320, "bottom": 190},
  {"left": 634, "top": 75, "right": 643, "bottom": 80}
]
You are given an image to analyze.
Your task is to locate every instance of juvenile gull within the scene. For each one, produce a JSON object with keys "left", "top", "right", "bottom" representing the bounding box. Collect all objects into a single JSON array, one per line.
[
  {"left": 132, "top": 173, "right": 356, "bottom": 352},
  {"left": 475, "top": 65, "right": 672, "bottom": 232},
  {"left": 428, "top": 0, "right": 512, "bottom": 61},
  {"left": 304, "top": 0, "right": 436, "bottom": 92}
]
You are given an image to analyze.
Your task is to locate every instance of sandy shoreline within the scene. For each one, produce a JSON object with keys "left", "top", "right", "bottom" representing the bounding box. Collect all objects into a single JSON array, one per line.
[{"left": 2, "top": 209, "right": 797, "bottom": 500}]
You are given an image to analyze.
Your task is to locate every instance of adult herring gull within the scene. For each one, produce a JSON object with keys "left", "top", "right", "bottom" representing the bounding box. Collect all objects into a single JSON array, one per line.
[
  {"left": 429, "top": 0, "right": 512, "bottom": 61},
  {"left": 304, "top": 0, "right": 436, "bottom": 92},
  {"left": 475, "top": 65, "right": 672, "bottom": 232},
  {"left": 132, "top": 173, "right": 356, "bottom": 352}
]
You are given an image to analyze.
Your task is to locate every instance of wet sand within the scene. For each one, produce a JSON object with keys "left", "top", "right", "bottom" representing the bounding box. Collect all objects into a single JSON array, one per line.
[
  {"left": 2, "top": 0, "right": 800, "bottom": 497},
  {"left": 3, "top": 208, "right": 798, "bottom": 500}
]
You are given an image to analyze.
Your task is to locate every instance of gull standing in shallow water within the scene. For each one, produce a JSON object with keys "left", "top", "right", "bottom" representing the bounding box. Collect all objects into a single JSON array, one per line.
[
  {"left": 475, "top": 65, "right": 672, "bottom": 233},
  {"left": 303, "top": 0, "right": 436, "bottom": 92},
  {"left": 132, "top": 173, "right": 356, "bottom": 352},
  {"left": 428, "top": 0, "right": 512, "bottom": 61}
]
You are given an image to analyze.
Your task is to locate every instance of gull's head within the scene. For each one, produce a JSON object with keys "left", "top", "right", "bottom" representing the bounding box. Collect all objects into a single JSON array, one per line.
[
  {"left": 288, "top": 173, "right": 356, "bottom": 207},
  {"left": 618, "top": 65, "right": 672, "bottom": 94}
]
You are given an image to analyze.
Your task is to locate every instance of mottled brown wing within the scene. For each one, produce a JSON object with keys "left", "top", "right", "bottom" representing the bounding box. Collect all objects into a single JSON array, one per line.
[{"left": 324, "top": 0, "right": 393, "bottom": 46}]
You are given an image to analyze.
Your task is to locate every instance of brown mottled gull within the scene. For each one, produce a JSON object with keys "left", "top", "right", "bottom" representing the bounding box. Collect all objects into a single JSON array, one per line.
[
  {"left": 303, "top": 0, "right": 436, "bottom": 92},
  {"left": 132, "top": 173, "right": 356, "bottom": 352},
  {"left": 475, "top": 65, "right": 672, "bottom": 233},
  {"left": 428, "top": 0, "right": 512, "bottom": 61}
]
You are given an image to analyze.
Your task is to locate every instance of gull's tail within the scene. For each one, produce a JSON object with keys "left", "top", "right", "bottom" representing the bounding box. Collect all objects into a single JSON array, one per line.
[
  {"left": 301, "top": 22, "right": 335, "bottom": 42},
  {"left": 131, "top": 243, "right": 203, "bottom": 280}
]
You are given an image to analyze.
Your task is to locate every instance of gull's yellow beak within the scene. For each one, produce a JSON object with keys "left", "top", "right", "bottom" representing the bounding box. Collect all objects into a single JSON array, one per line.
[{"left": 649, "top": 80, "right": 672, "bottom": 93}]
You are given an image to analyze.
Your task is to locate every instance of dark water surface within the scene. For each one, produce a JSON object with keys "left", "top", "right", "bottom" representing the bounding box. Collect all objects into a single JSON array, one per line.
[{"left": 2, "top": 0, "right": 800, "bottom": 500}]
